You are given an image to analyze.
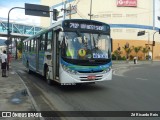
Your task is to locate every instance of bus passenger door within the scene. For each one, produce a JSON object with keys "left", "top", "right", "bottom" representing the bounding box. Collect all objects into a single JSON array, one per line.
[
  {"left": 53, "top": 30, "right": 60, "bottom": 80},
  {"left": 37, "top": 34, "right": 45, "bottom": 74}
]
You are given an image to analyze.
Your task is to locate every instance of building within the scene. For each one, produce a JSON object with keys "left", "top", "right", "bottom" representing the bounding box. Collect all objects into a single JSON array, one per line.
[{"left": 40, "top": 0, "right": 160, "bottom": 60}]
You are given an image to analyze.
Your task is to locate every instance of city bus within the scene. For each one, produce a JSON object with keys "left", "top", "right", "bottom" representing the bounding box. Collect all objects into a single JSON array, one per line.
[{"left": 22, "top": 19, "right": 112, "bottom": 85}]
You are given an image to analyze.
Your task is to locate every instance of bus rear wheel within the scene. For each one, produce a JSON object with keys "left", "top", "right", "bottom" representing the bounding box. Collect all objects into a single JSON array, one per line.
[
  {"left": 45, "top": 67, "right": 52, "bottom": 85},
  {"left": 27, "top": 62, "right": 31, "bottom": 74}
]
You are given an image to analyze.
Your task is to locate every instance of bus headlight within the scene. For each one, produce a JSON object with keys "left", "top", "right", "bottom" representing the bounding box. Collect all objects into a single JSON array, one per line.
[
  {"left": 62, "top": 65, "right": 78, "bottom": 74},
  {"left": 103, "top": 66, "right": 111, "bottom": 73}
]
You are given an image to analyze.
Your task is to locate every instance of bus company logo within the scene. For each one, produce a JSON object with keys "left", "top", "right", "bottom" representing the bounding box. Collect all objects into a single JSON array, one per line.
[
  {"left": 2, "top": 112, "right": 12, "bottom": 117},
  {"left": 117, "top": 0, "right": 137, "bottom": 7}
]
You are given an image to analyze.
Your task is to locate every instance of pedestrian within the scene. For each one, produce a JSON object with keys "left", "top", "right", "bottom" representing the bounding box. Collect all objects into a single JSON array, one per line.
[
  {"left": 8, "top": 52, "right": 12, "bottom": 62},
  {"left": 133, "top": 56, "right": 137, "bottom": 64},
  {"left": 1, "top": 50, "right": 7, "bottom": 77}
]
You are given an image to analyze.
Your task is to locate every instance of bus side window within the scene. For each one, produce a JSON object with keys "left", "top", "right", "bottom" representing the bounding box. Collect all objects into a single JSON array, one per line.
[
  {"left": 47, "top": 31, "right": 52, "bottom": 51},
  {"left": 40, "top": 34, "right": 45, "bottom": 51},
  {"left": 23, "top": 42, "right": 26, "bottom": 52},
  {"left": 38, "top": 36, "right": 41, "bottom": 51},
  {"left": 28, "top": 40, "right": 31, "bottom": 52},
  {"left": 26, "top": 42, "right": 28, "bottom": 51},
  {"left": 34, "top": 39, "right": 37, "bottom": 52}
]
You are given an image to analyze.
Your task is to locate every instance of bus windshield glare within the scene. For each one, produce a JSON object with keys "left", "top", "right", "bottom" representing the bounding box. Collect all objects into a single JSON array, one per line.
[{"left": 61, "top": 31, "right": 111, "bottom": 60}]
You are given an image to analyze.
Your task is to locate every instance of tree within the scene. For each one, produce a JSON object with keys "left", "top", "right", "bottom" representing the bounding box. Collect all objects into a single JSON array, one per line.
[
  {"left": 123, "top": 46, "right": 133, "bottom": 61},
  {"left": 17, "top": 41, "right": 23, "bottom": 53},
  {"left": 133, "top": 46, "right": 142, "bottom": 59},
  {"left": 142, "top": 47, "right": 149, "bottom": 60},
  {"left": 113, "top": 50, "right": 122, "bottom": 60}
]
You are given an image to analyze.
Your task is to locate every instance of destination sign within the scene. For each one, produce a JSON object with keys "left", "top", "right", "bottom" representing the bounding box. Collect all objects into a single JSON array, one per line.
[
  {"left": 63, "top": 20, "right": 110, "bottom": 32},
  {"left": 69, "top": 23, "right": 104, "bottom": 31}
]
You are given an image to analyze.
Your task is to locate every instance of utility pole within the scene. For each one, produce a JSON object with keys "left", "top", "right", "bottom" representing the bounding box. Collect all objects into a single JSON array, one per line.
[
  {"left": 7, "top": 7, "right": 24, "bottom": 70},
  {"left": 153, "top": 0, "right": 155, "bottom": 30},
  {"left": 88, "top": 0, "right": 93, "bottom": 20},
  {"left": 69, "top": 4, "right": 72, "bottom": 19},
  {"left": 63, "top": 1, "right": 67, "bottom": 20}
]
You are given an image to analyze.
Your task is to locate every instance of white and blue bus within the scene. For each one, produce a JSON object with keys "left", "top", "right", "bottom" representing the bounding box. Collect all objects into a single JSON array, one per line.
[{"left": 22, "top": 19, "right": 112, "bottom": 85}]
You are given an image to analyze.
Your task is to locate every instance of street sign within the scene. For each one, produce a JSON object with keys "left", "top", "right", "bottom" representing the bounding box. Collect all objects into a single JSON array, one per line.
[
  {"left": 25, "top": 3, "right": 50, "bottom": 17},
  {"left": 137, "top": 31, "right": 145, "bottom": 36}
]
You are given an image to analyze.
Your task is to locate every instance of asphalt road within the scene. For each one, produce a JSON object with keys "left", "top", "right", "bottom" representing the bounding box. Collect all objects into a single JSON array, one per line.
[{"left": 12, "top": 60, "right": 160, "bottom": 120}]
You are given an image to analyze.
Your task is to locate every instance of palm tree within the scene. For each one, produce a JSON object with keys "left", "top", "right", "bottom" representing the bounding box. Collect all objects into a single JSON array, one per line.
[
  {"left": 133, "top": 46, "right": 142, "bottom": 59},
  {"left": 123, "top": 46, "right": 133, "bottom": 62},
  {"left": 113, "top": 50, "right": 122, "bottom": 60},
  {"left": 142, "top": 47, "right": 149, "bottom": 60}
]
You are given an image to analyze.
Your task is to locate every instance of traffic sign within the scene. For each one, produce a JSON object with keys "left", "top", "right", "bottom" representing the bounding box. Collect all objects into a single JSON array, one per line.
[
  {"left": 25, "top": 3, "right": 50, "bottom": 17},
  {"left": 137, "top": 31, "right": 145, "bottom": 36}
]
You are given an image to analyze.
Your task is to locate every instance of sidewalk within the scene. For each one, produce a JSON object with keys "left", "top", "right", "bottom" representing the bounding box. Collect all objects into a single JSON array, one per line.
[
  {"left": 0, "top": 66, "right": 38, "bottom": 120},
  {"left": 112, "top": 60, "right": 153, "bottom": 68}
]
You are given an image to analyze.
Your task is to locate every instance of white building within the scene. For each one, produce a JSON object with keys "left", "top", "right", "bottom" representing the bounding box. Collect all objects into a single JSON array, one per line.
[{"left": 40, "top": 0, "right": 160, "bottom": 60}]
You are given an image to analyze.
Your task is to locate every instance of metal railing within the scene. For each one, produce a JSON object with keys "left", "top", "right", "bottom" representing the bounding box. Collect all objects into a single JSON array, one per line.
[{"left": 0, "top": 19, "right": 43, "bottom": 37}]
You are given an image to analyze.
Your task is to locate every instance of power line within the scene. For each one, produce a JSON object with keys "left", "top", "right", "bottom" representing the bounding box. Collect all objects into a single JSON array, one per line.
[{"left": 76, "top": 8, "right": 87, "bottom": 19}]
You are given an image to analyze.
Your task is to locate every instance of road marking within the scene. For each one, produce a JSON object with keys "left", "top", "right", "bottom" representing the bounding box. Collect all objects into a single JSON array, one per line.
[
  {"left": 113, "top": 70, "right": 126, "bottom": 77},
  {"left": 136, "top": 78, "right": 148, "bottom": 80}
]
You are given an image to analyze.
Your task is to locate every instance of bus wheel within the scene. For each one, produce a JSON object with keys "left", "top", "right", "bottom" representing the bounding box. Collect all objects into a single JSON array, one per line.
[
  {"left": 27, "top": 62, "right": 31, "bottom": 74},
  {"left": 46, "top": 67, "right": 52, "bottom": 85}
]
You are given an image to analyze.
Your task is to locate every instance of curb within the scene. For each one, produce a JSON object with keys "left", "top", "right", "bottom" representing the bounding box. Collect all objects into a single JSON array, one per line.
[{"left": 16, "top": 72, "right": 45, "bottom": 120}]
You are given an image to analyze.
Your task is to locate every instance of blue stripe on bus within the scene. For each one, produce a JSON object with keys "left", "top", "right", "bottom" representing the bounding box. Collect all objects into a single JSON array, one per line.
[
  {"left": 109, "top": 24, "right": 160, "bottom": 30},
  {"left": 61, "top": 59, "right": 112, "bottom": 72}
]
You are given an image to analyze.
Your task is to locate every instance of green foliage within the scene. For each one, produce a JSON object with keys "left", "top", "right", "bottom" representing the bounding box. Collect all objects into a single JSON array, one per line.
[
  {"left": 142, "top": 47, "right": 150, "bottom": 60},
  {"left": 17, "top": 41, "right": 23, "bottom": 53},
  {"left": 133, "top": 46, "right": 142, "bottom": 55},
  {"left": 112, "top": 50, "right": 122, "bottom": 60},
  {"left": 142, "top": 47, "right": 149, "bottom": 54},
  {"left": 112, "top": 54, "right": 116, "bottom": 60},
  {"left": 112, "top": 54, "right": 126, "bottom": 60},
  {"left": 123, "top": 46, "right": 133, "bottom": 59}
]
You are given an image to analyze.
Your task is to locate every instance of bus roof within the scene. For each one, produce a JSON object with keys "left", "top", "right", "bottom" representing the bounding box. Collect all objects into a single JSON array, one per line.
[{"left": 23, "top": 19, "right": 110, "bottom": 42}]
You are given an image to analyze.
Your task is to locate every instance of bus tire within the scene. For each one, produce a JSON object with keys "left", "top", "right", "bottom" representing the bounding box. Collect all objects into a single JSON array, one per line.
[
  {"left": 45, "top": 67, "right": 52, "bottom": 85},
  {"left": 27, "top": 62, "right": 31, "bottom": 74}
]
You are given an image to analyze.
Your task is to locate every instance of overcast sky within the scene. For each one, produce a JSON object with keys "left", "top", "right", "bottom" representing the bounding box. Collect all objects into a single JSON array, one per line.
[{"left": 0, "top": 0, "right": 40, "bottom": 26}]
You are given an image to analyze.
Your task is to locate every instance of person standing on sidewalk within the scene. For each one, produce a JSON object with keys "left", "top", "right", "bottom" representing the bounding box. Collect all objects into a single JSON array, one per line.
[{"left": 1, "top": 50, "right": 7, "bottom": 77}]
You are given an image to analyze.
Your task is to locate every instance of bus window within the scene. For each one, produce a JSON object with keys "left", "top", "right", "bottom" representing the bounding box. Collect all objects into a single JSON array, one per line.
[
  {"left": 47, "top": 31, "right": 52, "bottom": 51},
  {"left": 34, "top": 39, "right": 37, "bottom": 52},
  {"left": 28, "top": 40, "right": 31, "bottom": 52},
  {"left": 40, "top": 34, "right": 45, "bottom": 51},
  {"left": 23, "top": 42, "right": 26, "bottom": 52},
  {"left": 31, "top": 39, "right": 34, "bottom": 52},
  {"left": 26, "top": 41, "right": 28, "bottom": 51},
  {"left": 37, "top": 36, "right": 41, "bottom": 51}
]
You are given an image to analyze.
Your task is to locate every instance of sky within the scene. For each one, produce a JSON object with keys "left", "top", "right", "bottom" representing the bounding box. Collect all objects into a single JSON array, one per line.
[{"left": 0, "top": 0, "right": 40, "bottom": 26}]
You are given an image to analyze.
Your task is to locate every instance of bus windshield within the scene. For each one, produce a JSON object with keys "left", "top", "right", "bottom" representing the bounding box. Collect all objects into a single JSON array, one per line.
[{"left": 61, "top": 31, "right": 111, "bottom": 60}]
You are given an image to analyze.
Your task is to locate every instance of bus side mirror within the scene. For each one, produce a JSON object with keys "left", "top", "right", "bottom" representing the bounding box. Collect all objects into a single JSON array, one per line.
[{"left": 58, "top": 32, "right": 64, "bottom": 42}]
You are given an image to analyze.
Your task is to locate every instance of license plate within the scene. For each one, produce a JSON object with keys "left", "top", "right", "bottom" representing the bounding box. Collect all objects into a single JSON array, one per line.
[{"left": 87, "top": 76, "right": 96, "bottom": 80}]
